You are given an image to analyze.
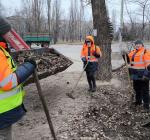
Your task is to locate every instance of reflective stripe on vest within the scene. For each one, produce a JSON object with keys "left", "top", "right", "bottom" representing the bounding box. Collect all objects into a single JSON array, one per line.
[
  {"left": 0, "top": 73, "right": 18, "bottom": 88},
  {"left": 129, "top": 66, "right": 145, "bottom": 69},
  {"left": 88, "top": 59, "right": 98, "bottom": 62},
  {"left": 131, "top": 62, "right": 145, "bottom": 64},
  {"left": 0, "top": 86, "right": 21, "bottom": 100}
]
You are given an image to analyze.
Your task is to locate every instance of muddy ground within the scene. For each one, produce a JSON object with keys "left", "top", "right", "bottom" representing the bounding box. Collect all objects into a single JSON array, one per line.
[
  {"left": 12, "top": 43, "right": 150, "bottom": 140},
  {"left": 12, "top": 66, "right": 150, "bottom": 140}
]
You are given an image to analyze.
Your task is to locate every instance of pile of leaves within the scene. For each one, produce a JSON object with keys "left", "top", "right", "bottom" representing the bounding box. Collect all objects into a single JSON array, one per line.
[{"left": 11, "top": 48, "right": 72, "bottom": 83}]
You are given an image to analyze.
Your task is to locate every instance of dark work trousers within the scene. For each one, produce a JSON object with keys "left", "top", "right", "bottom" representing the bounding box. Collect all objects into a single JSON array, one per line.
[
  {"left": 86, "top": 71, "right": 96, "bottom": 89},
  {"left": 133, "top": 80, "right": 149, "bottom": 109}
]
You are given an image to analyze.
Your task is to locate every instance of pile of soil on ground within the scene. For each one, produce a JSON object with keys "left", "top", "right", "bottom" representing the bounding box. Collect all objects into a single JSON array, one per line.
[
  {"left": 67, "top": 67, "right": 150, "bottom": 140},
  {"left": 11, "top": 48, "right": 73, "bottom": 83}
]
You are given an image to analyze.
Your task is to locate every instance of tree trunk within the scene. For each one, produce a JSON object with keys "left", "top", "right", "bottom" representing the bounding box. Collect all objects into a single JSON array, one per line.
[
  {"left": 91, "top": 0, "right": 113, "bottom": 81},
  {"left": 47, "top": 0, "right": 51, "bottom": 38}
]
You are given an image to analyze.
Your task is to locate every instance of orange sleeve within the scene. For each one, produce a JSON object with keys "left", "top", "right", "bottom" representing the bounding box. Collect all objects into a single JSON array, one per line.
[
  {"left": 81, "top": 45, "right": 85, "bottom": 58},
  {"left": 128, "top": 50, "right": 135, "bottom": 62},
  {"left": 0, "top": 50, "right": 10, "bottom": 81},
  {"left": 0, "top": 50, "right": 18, "bottom": 91},
  {"left": 144, "top": 50, "right": 150, "bottom": 67}
]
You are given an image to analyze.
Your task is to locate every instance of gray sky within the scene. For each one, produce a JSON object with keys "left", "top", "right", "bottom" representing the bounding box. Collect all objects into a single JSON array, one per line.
[
  {"left": 0, "top": 0, "right": 93, "bottom": 22},
  {"left": 1, "top": 0, "right": 71, "bottom": 16}
]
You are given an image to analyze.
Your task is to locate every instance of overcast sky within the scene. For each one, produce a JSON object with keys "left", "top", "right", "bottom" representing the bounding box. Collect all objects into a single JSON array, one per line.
[
  {"left": 0, "top": 0, "right": 140, "bottom": 27},
  {"left": 1, "top": 0, "right": 73, "bottom": 16}
]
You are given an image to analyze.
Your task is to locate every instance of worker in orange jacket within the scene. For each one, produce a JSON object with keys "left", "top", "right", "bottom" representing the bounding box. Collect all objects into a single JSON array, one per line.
[
  {"left": 123, "top": 40, "right": 150, "bottom": 112},
  {"left": 81, "top": 36, "right": 102, "bottom": 92},
  {"left": 0, "top": 40, "right": 36, "bottom": 140}
]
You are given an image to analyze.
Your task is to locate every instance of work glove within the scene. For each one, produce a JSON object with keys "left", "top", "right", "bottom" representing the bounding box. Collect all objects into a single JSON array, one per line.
[
  {"left": 81, "top": 57, "right": 87, "bottom": 62},
  {"left": 15, "top": 61, "right": 36, "bottom": 84},
  {"left": 24, "top": 58, "right": 37, "bottom": 68},
  {"left": 142, "top": 70, "right": 150, "bottom": 81},
  {"left": 92, "top": 52, "right": 100, "bottom": 58},
  {"left": 142, "top": 75, "right": 149, "bottom": 81},
  {"left": 147, "top": 64, "right": 150, "bottom": 71}
]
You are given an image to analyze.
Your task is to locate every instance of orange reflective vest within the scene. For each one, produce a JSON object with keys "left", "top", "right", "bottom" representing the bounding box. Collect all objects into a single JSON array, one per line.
[
  {"left": 128, "top": 47, "right": 150, "bottom": 69},
  {"left": 81, "top": 36, "right": 101, "bottom": 62},
  {"left": 128, "top": 47, "right": 150, "bottom": 80}
]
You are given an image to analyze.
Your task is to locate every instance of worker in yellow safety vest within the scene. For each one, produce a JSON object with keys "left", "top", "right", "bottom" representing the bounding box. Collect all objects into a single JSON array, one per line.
[{"left": 0, "top": 39, "right": 36, "bottom": 140}]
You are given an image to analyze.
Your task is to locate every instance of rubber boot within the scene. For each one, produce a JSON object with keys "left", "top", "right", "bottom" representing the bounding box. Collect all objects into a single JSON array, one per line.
[
  {"left": 92, "top": 86, "right": 96, "bottom": 92},
  {"left": 92, "top": 79, "right": 96, "bottom": 92},
  {"left": 87, "top": 79, "right": 92, "bottom": 92}
]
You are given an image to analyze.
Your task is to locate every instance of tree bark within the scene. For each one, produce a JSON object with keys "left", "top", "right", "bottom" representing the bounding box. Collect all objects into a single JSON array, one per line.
[
  {"left": 91, "top": 0, "right": 113, "bottom": 81},
  {"left": 47, "top": 0, "right": 51, "bottom": 38}
]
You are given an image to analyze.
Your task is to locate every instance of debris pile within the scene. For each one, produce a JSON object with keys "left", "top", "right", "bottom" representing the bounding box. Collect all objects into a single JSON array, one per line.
[{"left": 11, "top": 48, "right": 73, "bottom": 83}]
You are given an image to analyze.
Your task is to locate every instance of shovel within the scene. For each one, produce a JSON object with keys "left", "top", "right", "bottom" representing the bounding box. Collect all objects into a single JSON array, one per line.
[
  {"left": 124, "top": 54, "right": 134, "bottom": 104},
  {"left": 33, "top": 70, "right": 57, "bottom": 140}
]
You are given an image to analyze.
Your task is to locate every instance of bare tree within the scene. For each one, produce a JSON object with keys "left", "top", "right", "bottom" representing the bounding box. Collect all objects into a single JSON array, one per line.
[
  {"left": 47, "top": 0, "right": 51, "bottom": 37},
  {"left": 143, "top": 2, "right": 150, "bottom": 40},
  {"left": 5, "top": 0, "right": 94, "bottom": 43},
  {"left": 59, "top": 17, "right": 68, "bottom": 42},
  {"left": 68, "top": 0, "right": 78, "bottom": 42},
  {"left": 79, "top": 1, "right": 85, "bottom": 41},
  {"left": 124, "top": 0, "right": 138, "bottom": 40},
  {"left": 0, "top": 0, "right": 4, "bottom": 16},
  {"left": 111, "top": 9, "right": 117, "bottom": 34},
  {"left": 128, "top": 0, "right": 150, "bottom": 39},
  {"left": 7, "top": 10, "right": 26, "bottom": 37},
  {"left": 21, "top": 0, "right": 44, "bottom": 34},
  {"left": 52, "top": 0, "right": 61, "bottom": 44},
  {"left": 21, "top": 0, "right": 33, "bottom": 32},
  {"left": 32, "top": 0, "right": 44, "bottom": 33},
  {"left": 91, "top": 0, "right": 113, "bottom": 81}
]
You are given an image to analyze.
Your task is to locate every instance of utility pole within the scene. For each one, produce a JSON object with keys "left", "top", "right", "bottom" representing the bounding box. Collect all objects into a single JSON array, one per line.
[{"left": 119, "top": 0, "right": 124, "bottom": 42}]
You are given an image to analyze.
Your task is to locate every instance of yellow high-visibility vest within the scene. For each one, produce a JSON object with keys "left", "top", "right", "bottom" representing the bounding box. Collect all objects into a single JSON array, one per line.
[{"left": 0, "top": 46, "right": 25, "bottom": 114}]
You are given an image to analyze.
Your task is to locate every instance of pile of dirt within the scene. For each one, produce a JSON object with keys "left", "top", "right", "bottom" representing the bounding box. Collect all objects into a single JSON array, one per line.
[
  {"left": 67, "top": 67, "right": 150, "bottom": 140},
  {"left": 11, "top": 47, "right": 73, "bottom": 83}
]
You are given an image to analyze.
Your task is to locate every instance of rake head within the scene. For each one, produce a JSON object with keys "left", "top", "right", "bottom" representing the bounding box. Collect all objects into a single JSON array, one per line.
[{"left": 66, "top": 91, "right": 75, "bottom": 99}]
